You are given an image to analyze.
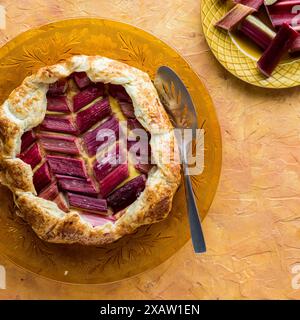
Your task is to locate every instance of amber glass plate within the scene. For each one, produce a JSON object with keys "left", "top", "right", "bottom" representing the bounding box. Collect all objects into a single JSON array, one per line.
[{"left": 0, "top": 18, "right": 222, "bottom": 284}]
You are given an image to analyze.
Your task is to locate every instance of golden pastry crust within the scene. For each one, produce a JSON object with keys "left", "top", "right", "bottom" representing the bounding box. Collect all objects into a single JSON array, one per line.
[{"left": 0, "top": 55, "right": 181, "bottom": 245}]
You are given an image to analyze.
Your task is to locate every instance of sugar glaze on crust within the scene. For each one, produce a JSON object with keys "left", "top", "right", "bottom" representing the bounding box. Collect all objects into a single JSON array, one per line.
[{"left": 0, "top": 55, "right": 181, "bottom": 245}]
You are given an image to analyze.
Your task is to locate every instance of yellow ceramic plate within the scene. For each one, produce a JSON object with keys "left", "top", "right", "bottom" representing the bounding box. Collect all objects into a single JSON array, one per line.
[
  {"left": 0, "top": 18, "right": 222, "bottom": 284},
  {"left": 201, "top": 0, "right": 300, "bottom": 88}
]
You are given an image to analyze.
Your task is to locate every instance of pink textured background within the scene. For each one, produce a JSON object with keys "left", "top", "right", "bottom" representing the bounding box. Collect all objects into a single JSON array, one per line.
[{"left": 0, "top": 0, "right": 300, "bottom": 299}]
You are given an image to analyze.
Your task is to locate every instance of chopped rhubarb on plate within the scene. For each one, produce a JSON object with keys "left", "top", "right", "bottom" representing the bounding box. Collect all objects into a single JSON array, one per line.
[
  {"left": 46, "top": 155, "right": 88, "bottom": 178},
  {"left": 257, "top": 23, "right": 299, "bottom": 77},
  {"left": 56, "top": 175, "right": 98, "bottom": 196},
  {"left": 80, "top": 212, "right": 115, "bottom": 227},
  {"left": 99, "top": 163, "right": 129, "bottom": 197},
  {"left": 265, "top": 0, "right": 300, "bottom": 30},
  {"left": 40, "top": 115, "right": 78, "bottom": 135},
  {"left": 239, "top": 15, "right": 276, "bottom": 50},
  {"left": 73, "top": 72, "right": 92, "bottom": 89},
  {"left": 76, "top": 98, "right": 111, "bottom": 133},
  {"left": 215, "top": 4, "right": 255, "bottom": 31},
  {"left": 67, "top": 192, "right": 108, "bottom": 214},
  {"left": 47, "top": 79, "right": 68, "bottom": 96},
  {"left": 19, "top": 143, "right": 42, "bottom": 169},
  {"left": 73, "top": 84, "right": 104, "bottom": 112},
  {"left": 33, "top": 162, "right": 52, "bottom": 193},
  {"left": 20, "top": 130, "right": 36, "bottom": 153},
  {"left": 47, "top": 96, "right": 70, "bottom": 113},
  {"left": 107, "top": 175, "right": 146, "bottom": 213},
  {"left": 39, "top": 133, "right": 79, "bottom": 155},
  {"left": 83, "top": 116, "right": 120, "bottom": 156},
  {"left": 39, "top": 182, "right": 59, "bottom": 201},
  {"left": 233, "top": 0, "right": 264, "bottom": 10},
  {"left": 290, "top": 35, "right": 300, "bottom": 53}
]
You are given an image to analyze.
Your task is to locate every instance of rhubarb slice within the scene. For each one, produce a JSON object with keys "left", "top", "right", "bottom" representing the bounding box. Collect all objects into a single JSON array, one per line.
[
  {"left": 127, "top": 118, "right": 144, "bottom": 131},
  {"left": 33, "top": 162, "right": 52, "bottom": 193},
  {"left": 40, "top": 115, "right": 78, "bottom": 135},
  {"left": 233, "top": 0, "right": 264, "bottom": 10},
  {"left": 39, "top": 133, "right": 79, "bottom": 155},
  {"left": 257, "top": 23, "right": 298, "bottom": 77},
  {"left": 20, "top": 130, "right": 36, "bottom": 153},
  {"left": 73, "top": 84, "right": 104, "bottom": 112},
  {"left": 99, "top": 163, "right": 129, "bottom": 197},
  {"left": 80, "top": 212, "right": 115, "bottom": 227},
  {"left": 119, "top": 101, "right": 135, "bottom": 118},
  {"left": 73, "top": 72, "right": 92, "bottom": 89},
  {"left": 67, "top": 192, "right": 108, "bottom": 214},
  {"left": 93, "top": 144, "right": 125, "bottom": 181},
  {"left": 215, "top": 4, "right": 255, "bottom": 31},
  {"left": 47, "top": 96, "right": 70, "bottom": 113},
  {"left": 19, "top": 143, "right": 42, "bottom": 169},
  {"left": 107, "top": 175, "right": 146, "bottom": 213},
  {"left": 239, "top": 15, "right": 276, "bottom": 50},
  {"left": 56, "top": 175, "right": 98, "bottom": 196},
  {"left": 265, "top": 0, "right": 300, "bottom": 30},
  {"left": 76, "top": 98, "right": 111, "bottom": 133},
  {"left": 108, "top": 84, "right": 131, "bottom": 102},
  {"left": 53, "top": 194, "right": 69, "bottom": 212},
  {"left": 46, "top": 155, "right": 88, "bottom": 178},
  {"left": 39, "top": 182, "right": 59, "bottom": 201},
  {"left": 290, "top": 35, "right": 300, "bottom": 52},
  {"left": 135, "top": 163, "right": 153, "bottom": 174},
  {"left": 83, "top": 116, "right": 120, "bottom": 156},
  {"left": 47, "top": 79, "right": 68, "bottom": 96}
]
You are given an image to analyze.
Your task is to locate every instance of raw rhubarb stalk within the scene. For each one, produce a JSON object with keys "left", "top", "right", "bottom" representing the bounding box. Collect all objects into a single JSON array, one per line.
[
  {"left": 99, "top": 163, "right": 129, "bottom": 197},
  {"left": 73, "top": 84, "right": 104, "bottom": 112},
  {"left": 93, "top": 144, "right": 125, "bottom": 181},
  {"left": 39, "top": 133, "right": 79, "bottom": 155},
  {"left": 73, "top": 72, "right": 92, "bottom": 89},
  {"left": 215, "top": 4, "right": 255, "bottom": 31},
  {"left": 108, "top": 84, "right": 131, "bottom": 102},
  {"left": 38, "top": 182, "right": 59, "bottom": 200},
  {"left": 257, "top": 23, "right": 298, "bottom": 76},
  {"left": 46, "top": 155, "right": 88, "bottom": 178},
  {"left": 233, "top": 0, "right": 264, "bottom": 10},
  {"left": 76, "top": 98, "right": 111, "bottom": 133},
  {"left": 21, "top": 130, "right": 36, "bottom": 153},
  {"left": 47, "top": 79, "right": 68, "bottom": 96},
  {"left": 83, "top": 116, "right": 120, "bottom": 156},
  {"left": 239, "top": 15, "right": 276, "bottom": 49},
  {"left": 33, "top": 162, "right": 52, "bottom": 193},
  {"left": 119, "top": 101, "right": 135, "bottom": 118},
  {"left": 107, "top": 175, "right": 146, "bottom": 213},
  {"left": 40, "top": 115, "right": 78, "bottom": 135},
  {"left": 80, "top": 212, "right": 115, "bottom": 227},
  {"left": 67, "top": 192, "right": 108, "bottom": 213},
  {"left": 53, "top": 194, "right": 69, "bottom": 212},
  {"left": 47, "top": 96, "right": 70, "bottom": 113},
  {"left": 19, "top": 143, "right": 42, "bottom": 169},
  {"left": 265, "top": 0, "right": 300, "bottom": 30},
  {"left": 56, "top": 175, "right": 98, "bottom": 196},
  {"left": 290, "top": 35, "right": 300, "bottom": 52}
]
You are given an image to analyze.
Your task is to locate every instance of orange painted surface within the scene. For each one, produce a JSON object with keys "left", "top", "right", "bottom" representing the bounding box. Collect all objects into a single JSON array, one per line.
[{"left": 0, "top": 0, "right": 299, "bottom": 300}]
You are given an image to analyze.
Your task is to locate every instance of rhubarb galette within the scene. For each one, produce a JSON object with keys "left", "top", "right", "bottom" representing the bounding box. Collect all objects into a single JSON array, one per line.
[{"left": 0, "top": 55, "right": 181, "bottom": 245}]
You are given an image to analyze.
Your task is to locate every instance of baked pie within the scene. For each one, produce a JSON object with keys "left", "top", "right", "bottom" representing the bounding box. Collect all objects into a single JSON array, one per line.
[{"left": 0, "top": 55, "right": 181, "bottom": 245}]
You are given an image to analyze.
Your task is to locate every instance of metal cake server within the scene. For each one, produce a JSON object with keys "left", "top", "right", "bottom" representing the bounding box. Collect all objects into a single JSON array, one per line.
[{"left": 154, "top": 66, "right": 206, "bottom": 254}]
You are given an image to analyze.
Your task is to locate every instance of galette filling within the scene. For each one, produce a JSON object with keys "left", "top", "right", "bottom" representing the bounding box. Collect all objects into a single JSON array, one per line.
[{"left": 18, "top": 73, "right": 154, "bottom": 227}]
